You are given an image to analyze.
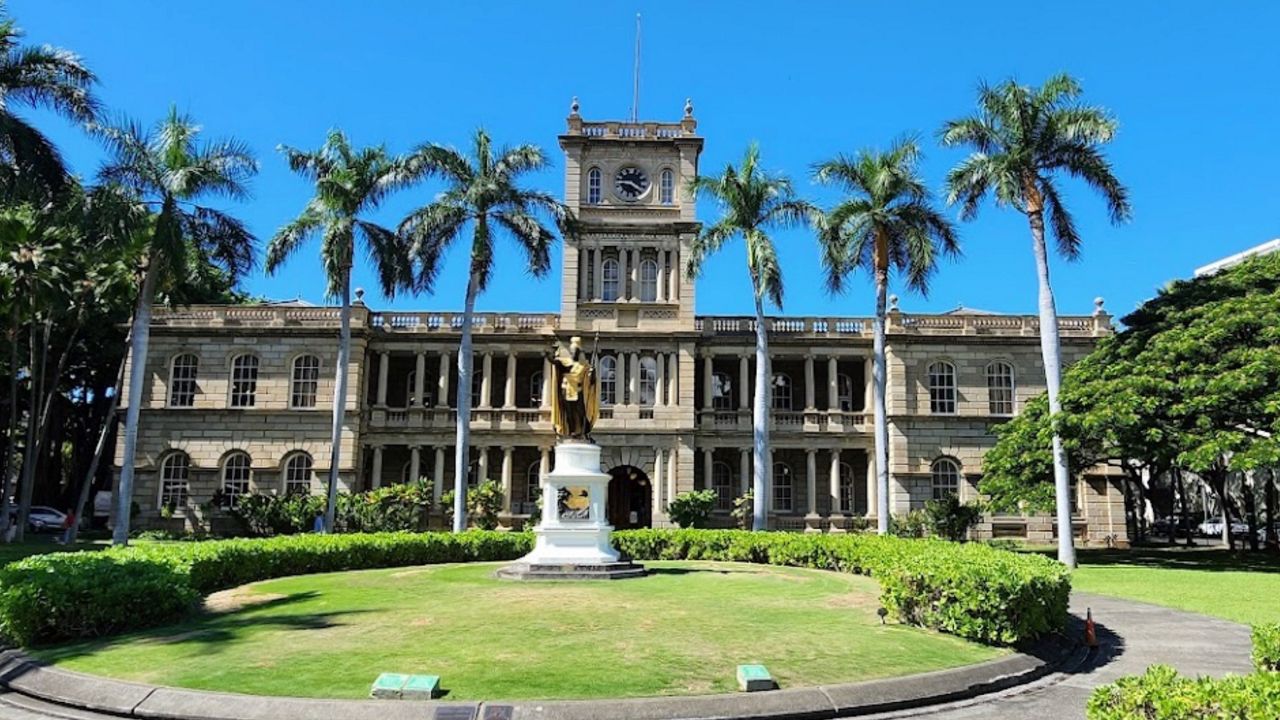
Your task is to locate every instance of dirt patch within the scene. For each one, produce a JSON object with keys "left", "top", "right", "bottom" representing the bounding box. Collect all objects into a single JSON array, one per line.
[
  {"left": 390, "top": 568, "right": 437, "bottom": 579},
  {"left": 409, "top": 616, "right": 434, "bottom": 627},
  {"left": 825, "top": 592, "right": 878, "bottom": 611},
  {"left": 202, "top": 587, "right": 286, "bottom": 614}
]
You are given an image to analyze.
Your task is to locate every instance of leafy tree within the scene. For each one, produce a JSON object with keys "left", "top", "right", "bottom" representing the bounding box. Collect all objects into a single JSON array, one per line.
[
  {"left": 941, "top": 74, "right": 1131, "bottom": 567},
  {"left": 685, "top": 144, "right": 816, "bottom": 531},
  {"left": 666, "top": 489, "right": 718, "bottom": 528},
  {"left": 398, "top": 129, "right": 574, "bottom": 532},
  {"left": 0, "top": 5, "right": 99, "bottom": 194},
  {"left": 814, "top": 137, "right": 959, "bottom": 534},
  {"left": 266, "top": 129, "right": 417, "bottom": 533},
  {"left": 95, "top": 107, "right": 258, "bottom": 545}
]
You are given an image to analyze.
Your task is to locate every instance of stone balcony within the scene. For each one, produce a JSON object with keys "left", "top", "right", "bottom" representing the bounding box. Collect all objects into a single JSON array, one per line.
[
  {"left": 697, "top": 409, "right": 869, "bottom": 432},
  {"left": 696, "top": 307, "right": 1111, "bottom": 339}
]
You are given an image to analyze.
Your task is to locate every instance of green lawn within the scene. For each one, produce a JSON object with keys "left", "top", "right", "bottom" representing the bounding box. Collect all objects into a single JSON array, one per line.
[
  {"left": 35, "top": 561, "right": 1005, "bottom": 701},
  {"left": 1071, "top": 547, "right": 1280, "bottom": 626}
]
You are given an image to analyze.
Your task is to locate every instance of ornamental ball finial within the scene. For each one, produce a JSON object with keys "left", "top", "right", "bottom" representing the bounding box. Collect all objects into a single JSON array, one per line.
[
  {"left": 889, "top": 294, "right": 900, "bottom": 311},
  {"left": 684, "top": 97, "right": 694, "bottom": 117},
  {"left": 570, "top": 96, "right": 580, "bottom": 115},
  {"left": 1094, "top": 296, "right": 1106, "bottom": 315},
  {"left": 354, "top": 287, "right": 366, "bottom": 305}
]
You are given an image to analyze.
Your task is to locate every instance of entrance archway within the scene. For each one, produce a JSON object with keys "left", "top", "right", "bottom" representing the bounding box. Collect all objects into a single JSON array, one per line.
[{"left": 606, "top": 465, "right": 652, "bottom": 529}]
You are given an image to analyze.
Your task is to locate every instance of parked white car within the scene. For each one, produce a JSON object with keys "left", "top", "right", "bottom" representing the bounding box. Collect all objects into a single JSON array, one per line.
[
  {"left": 6, "top": 506, "right": 67, "bottom": 533},
  {"left": 1198, "top": 519, "right": 1224, "bottom": 537}
]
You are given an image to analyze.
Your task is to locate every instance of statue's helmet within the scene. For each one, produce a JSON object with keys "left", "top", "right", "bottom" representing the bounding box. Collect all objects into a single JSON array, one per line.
[{"left": 569, "top": 336, "right": 582, "bottom": 347}]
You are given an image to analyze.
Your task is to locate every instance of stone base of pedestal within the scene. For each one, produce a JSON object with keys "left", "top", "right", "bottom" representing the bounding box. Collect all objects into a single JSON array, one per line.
[{"left": 494, "top": 561, "right": 647, "bottom": 581}]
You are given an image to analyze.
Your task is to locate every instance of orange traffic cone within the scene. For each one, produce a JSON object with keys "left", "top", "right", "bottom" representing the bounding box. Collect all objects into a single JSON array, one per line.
[{"left": 1085, "top": 607, "right": 1098, "bottom": 648}]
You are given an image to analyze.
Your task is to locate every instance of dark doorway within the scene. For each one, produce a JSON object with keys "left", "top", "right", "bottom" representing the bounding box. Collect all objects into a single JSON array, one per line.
[{"left": 606, "top": 465, "right": 652, "bottom": 529}]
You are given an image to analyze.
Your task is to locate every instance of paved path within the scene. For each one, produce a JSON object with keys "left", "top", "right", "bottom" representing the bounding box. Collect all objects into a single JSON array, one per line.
[{"left": 0, "top": 592, "right": 1254, "bottom": 720}]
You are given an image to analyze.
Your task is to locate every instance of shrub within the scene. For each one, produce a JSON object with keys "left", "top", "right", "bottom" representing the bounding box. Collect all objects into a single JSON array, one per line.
[
  {"left": 1253, "top": 623, "right": 1280, "bottom": 672},
  {"left": 890, "top": 510, "right": 928, "bottom": 538},
  {"left": 731, "top": 491, "right": 753, "bottom": 529},
  {"left": 1087, "top": 664, "right": 1280, "bottom": 719},
  {"left": 923, "top": 495, "right": 983, "bottom": 541},
  {"left": 0, "top": 530, "right": 1068, "bottom": 648},
  {"left": 666, "top": 490, "right": 718, "bottom": 528},
  {"left": 442, "top": 480, "right": 505, "bottom": 530}
]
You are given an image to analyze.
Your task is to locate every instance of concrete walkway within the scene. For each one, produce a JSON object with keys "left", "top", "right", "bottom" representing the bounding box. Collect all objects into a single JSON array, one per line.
[{"left": 0, "top": 592, "right": 1254, "bottom": 720}]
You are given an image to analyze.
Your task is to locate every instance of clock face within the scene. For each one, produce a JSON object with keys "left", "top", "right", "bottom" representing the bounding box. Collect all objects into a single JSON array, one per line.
[{"left": 613, "top": 166, "right": 650, "bottom": 201}]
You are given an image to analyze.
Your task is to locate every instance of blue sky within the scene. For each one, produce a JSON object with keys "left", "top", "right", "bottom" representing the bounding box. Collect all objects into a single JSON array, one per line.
[{"left": 17, "top": 1, "right": 1280, "bottom": 320}]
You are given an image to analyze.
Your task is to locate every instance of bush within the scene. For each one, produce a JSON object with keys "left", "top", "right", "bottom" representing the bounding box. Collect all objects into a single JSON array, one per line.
[
  {"left": 442, "top": 480, "right": 504, "bottom": 530},
  {"left": 731, "top": 491, "right": 753, "bottom": 529},
  {"left": 0, "top": 530, "right": 1068, "bottom": 648},
  {"left": 666, "top": 490, "right": 718, "bottom": 528},
  {"left": 923, "top": 495, "right": 983, "bottom": 541},
  {"left": 1087, "top": 664, "right": 1280, "bottom": 719},
  {"left": 890, "top": 510, "right": 928, "bottom": 538},
  {"left": 1253, "top": 623, "right": 1280, "bottom": 672},
  {"left": 227, "top": 482, "right": 433, "bottom": 537}
]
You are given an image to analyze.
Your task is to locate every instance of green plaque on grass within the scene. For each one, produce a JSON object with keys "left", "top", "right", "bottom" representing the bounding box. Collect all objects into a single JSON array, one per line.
[
  {"left": 371, "top": 672, "right": 408, "bottom": 699},
  {"left": 736, "top": 664, "right": 774, "bottom": 692},
  {"left": 401, "top": 674, "right": 441, "bottom": 700}
]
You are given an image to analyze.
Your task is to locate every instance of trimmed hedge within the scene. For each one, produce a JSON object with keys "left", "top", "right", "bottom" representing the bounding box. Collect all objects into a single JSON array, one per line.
[
  {"left": 1087, "top": 665, "right": 1280, "bottom": 719},
  {"left": 0, "top": 530, "right": 1069, "bottom": 647},
  {"left": 1253, "top": 623, "right": 1280, "bottom": 673}
]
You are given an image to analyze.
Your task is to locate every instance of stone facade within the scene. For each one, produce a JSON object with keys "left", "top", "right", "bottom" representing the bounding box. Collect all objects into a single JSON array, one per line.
[{"left": 114, "top": 102, "right": 1128, "bottom": 545}]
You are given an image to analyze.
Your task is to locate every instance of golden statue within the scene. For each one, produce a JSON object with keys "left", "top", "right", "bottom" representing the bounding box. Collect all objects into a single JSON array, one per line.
[{"left": 549, "top": 336, "right": 599, "bottom": 440}]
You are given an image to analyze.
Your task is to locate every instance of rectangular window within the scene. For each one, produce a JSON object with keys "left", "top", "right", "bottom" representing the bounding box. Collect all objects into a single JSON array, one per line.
[
  {"left": 928, "top": 362, "right": 956, "bottom": 414},
  {"left": 986, "top": 362, "right": 1015, "bottom": 415},
  {"left": 168, "top": 354, "right": 198, "bottom": 407},
  {"left": 291, "top": 356, "right": 321, "bottom": 408},
  {"left": 230, "top": 355, "right": 259, "bottom": 408}
]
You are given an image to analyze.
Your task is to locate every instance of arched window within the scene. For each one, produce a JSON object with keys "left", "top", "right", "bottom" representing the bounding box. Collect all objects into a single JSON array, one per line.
[
  {"left": 229, "top": 354, "right": 259, "bottom": 408},
  {"left": 526, "top": 460, "right": 542, "bottom": 505},
  {"left": 220, "top": 452, "right": 252, "bottom": 508},
  {"left": 837, "top": 373, "right": 855, "bottom": 412},
  {"left": 838, "top": 462, "right": 858, "bottom": 514},
  {"left": 639, "top": 259, "right": 659, "bottom": 301},
  {"left": 159, "top": 452, "right": 190, "bottom": 509},
  {"left": 283, "top": 453, "right": 314, "bottom": 495},
  {"left": 639, "top": 356, "right": 657, "bottom": 406},
  {"left": 530, "top": 371, "right": 544, "bottom": 407},
  {"left": 931, "top": 457, "right": 961, "bottom": 501},
  {"left": 659, "top": 168, "right": 675, "bottom": 205},
  {"left": 586, "top": 167, "right": 602, "bottom": 204},
  {"left": 986, "top": 361, "right": 1015, "bottom": 415},
  {"left": 712, "top": 461, "right": 734, "bottom": 510},
  {"left": 168, "top": 354, "right": 199, "bottom": 407},
  {"left": 712, "top": 372, "right": 734, "bottom": 410},
  {"left": 601, "top": 258, "right": 621, "bottom": 301},
  {"left": 927, "top": 361, "right": 956, "bottom": 414},
  {"left": 772, "top": 462, "right": 793, "bottom": 512},
  {"left": 599, "top": 355, "right": 618, "bottom": 406},
  {"left": 291, "top": 355, "right": 320, "bottom": 408},
  {"left": 771, "top": 373, "right": 793, "bottom": 411}
]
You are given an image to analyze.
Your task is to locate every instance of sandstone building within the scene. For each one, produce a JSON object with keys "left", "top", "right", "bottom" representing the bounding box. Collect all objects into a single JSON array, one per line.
[{"left": 115, "top": 102, "right": 1127, "bottom": 544}]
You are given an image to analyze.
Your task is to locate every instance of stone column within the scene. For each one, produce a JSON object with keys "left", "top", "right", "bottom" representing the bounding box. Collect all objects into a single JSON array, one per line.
[
  {"left": 578, "top": 247, "right": 589, "bottom": 301},
  {"left": 628, "top": 248, "right": 639, "bottom": 299},
  {"left": 370, "top": 445, "right": 384, "bottom": 489},
  {"left": 804, "top": 354, "right": 816, "bottom": 411},
  {"left": 668, "top": 354, "right": 678, "bottom": 405},
  {"left": 827, "top": 357, "right": 838, "bottom": 410},
  {"left": 504, "top": 352, "right": 516, "bottom": 408},
  {"left": 438, "top": 350, "right": 451, "bottom": 407},
  {"left": 666, "top": 448, "right": 676, "bottom": 511},
  {"left": 433, "top": 447, "right": 445, "bottom": 506},
  {"left": 409, "top": 445, "right": 421, "bottom": 485},
  {"left": 657, "top": 250, "right": 668, "bottom": 303},
  {"left": 865, "top": 451, "right": 876, "bottom": 519},
  {"left": 593, "top": 246, "right": 604, "bottom": 300},
  {"left": 669, "top": 248, "right": 679, "bottom": 301},
  {"left": 805, "top": 449, "right": 817, "bottom": 516},
  {"left": 540, "top": 357, "right": 552, "bottom": 409},
  {"left": 738, "top": 355, "right": 749, "bottom": 410},
  {"left": 656, "top": 352, "right": 667, "bottom": 406},
  {"left": 629, "top": 353, "right": 640, "bottom": 405},
  {"left": 477, "top": 446, "right": 489, "bottom": 484},
  {"left": 538, "top": 447, "right": 550, "bottom": 484},
  {"left": 414, "top": 352, "right": 426, "bottom": 407},
  {"left": 830, "top": 449, "right": 843, "bottom": 515},
  {"left": 739, "top": 448, "right": 751, "bottom": 495},
  {"left": 864, "top": 356, "right": 874, "bottom": 413},
  {"left": 703, "top": 447, "right": 714, "bottom": 495},
  {"left": 376, "top": 352, "right": 390, "bottom": 406},
  {"left": 500, "top": 446, "right": 513, "bottom": 513},
  {"left": 653, "top": 450, "right": 664, "bottom": 514},
  {"left": 479, "top": 353, "right": 493, "bottom": 408},
  {"left": 701, "top": 354, "right": 713, "bottom": 410}
]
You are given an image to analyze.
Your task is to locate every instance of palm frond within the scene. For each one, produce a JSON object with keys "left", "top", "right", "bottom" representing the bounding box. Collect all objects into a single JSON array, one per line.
[
  {"left": 266, "top": 201, "right": 324, "bottom": 272},
  {"left": 492, "top": 208, "right": 554, "bottom": 278},
  {"left": 684, "top": 220, "right": 735, "bottom": 279},
  {"left": 357, "top": 220, "right": 413, "bottom": 297},
  {"left": 1038, "top": 179, "right": 1081, "bottom": 259}
]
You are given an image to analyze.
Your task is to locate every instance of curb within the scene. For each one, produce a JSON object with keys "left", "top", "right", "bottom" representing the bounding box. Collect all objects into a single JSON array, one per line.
[{"left": 0, "top": 636, "right": 1087, "bottom": 720}]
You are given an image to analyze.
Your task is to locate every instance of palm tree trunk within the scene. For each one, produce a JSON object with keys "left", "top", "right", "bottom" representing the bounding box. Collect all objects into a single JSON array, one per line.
[
  {"left": 1027, "top": 207, "right": 1076, "bottom": 568},
  {"left": 0, "top": 302, "right": 21, "bottom": 537},
  {"left": 15, "top": 318, "right": 51, "bottom": 543},
  {"left": 1264, "top": 469, "right": 1277, "bottom": 551},
  {"left": 1177, "top": 468, "right": 1193, "bottom": 548},
  {"left": 872, "top": 269, "right": 891, "bottom": 534},
  {"left": 453, "top": 272, "right": 479, "bottom": 532},
  {"left": 751, "top": 293, "right": 770, "bottom": 531},
  {"left": 112, "top": 258, "right": 159, "bottom": 546},
  {"left": 324, "top": 265, "right": 352, "bottom": 533},
  {"left": 69, "top": 358, "right": 124, "bottom": 544}
]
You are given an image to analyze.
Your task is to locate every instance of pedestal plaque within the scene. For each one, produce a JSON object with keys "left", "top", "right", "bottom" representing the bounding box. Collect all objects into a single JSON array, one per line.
[{"left": 497, "top": 442, "right": 645, "bottom": 580}]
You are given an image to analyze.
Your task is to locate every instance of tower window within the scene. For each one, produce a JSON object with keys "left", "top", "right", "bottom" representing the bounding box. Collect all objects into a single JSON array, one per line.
[
  {"left": 639, "top": 356, "right": 657, "bottom": 407},
  {"left": 660, "top": 169, "right": 675, "bottom": 205},
  {"left": 599, "top": 355, "right": 618, "bottom": 406},
  {"left": 639, "top": 259, "right": 659, "bottom": 301},
  {"left": 601, "top": 258, "right": 621, "bottom": 301},
  {"left": 587, "top": 167, "right": 602, "bottom": 205}
]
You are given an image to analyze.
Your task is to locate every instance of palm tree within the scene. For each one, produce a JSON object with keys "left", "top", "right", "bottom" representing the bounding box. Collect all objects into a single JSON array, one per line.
[
  {"left": 0, "top": 7, "right": 99, "bottom": 192},
  {"left": 814, "top": 138, "right": 960, "bottom": 535},
  {"left": 940, "top": 74, "right": 1130, "bottom": 567},
  {"left": 96, "top": 107, "right": 258, "bottom": 545},
  {"left": 686, "top": 143, "right": 816, "bottom": 531},
  {"left": 266, "top": 129, "right": 417, "bottom": 532},
  {"left": 398, "top": 128, "right": 573, "bottom": 532}
]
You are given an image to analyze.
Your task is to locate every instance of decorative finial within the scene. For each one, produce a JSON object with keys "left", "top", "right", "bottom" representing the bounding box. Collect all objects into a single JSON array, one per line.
[
  {"left": 570, "top": 96, "right": 580, "bottom": 116},
  {"left": 1093, "top": 296, "right": 1105, "bottom": 316},
  {"left": 684, "top": 97, "right": 694, "bottom": 117},
  {"left": 354, "top": 287, "right": 366, "bottom": 305},
  {"left": 889, "top": 294, "right": 900, "bottom": 311}
]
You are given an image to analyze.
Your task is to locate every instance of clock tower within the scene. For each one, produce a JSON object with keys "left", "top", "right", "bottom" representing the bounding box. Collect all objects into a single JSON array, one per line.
[{"left": 558, "top": 98, "right": 703, "bottom": 332}]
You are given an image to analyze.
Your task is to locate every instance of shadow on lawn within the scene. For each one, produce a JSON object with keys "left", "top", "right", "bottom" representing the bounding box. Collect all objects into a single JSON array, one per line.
[
  {"left": 34, "top": 591, "right": 370, "bottom": 663},
  {"left": 1074, "top": 548, "right": 1280, "bottom": 574}
]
